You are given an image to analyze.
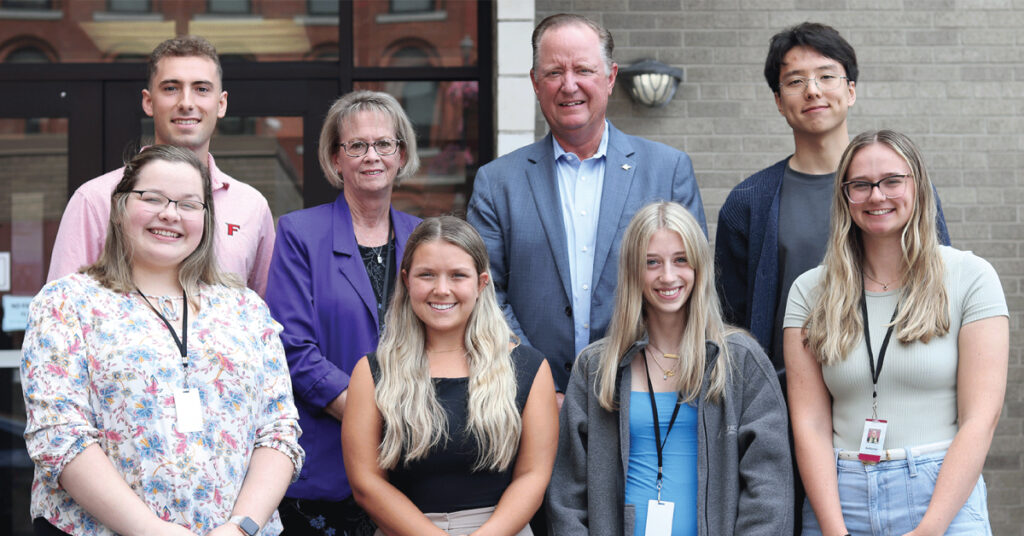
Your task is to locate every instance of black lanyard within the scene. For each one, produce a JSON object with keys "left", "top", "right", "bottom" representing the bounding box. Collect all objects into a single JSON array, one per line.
[
  {"left": 860, "top": 289, "right": 898, "bottom": 418},
  {"left": 643, "top": 349, "right": 682, "bottom": 501},
  {"left": 137, "top": 289, "right": 189, "bottom": 371}
]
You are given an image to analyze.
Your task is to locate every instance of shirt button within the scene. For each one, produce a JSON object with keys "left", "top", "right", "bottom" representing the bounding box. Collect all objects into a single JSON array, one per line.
[
  {"left": 582, "top": 246, "right": 588, "bottom": 252},
  {"left": 582, "top": 284, "right": 589, "bottom": 291},
  {"left": 583, "top": 323, "right": 589, "bottom": 329},
  {"left": 580, "top": 210, "right": 587, "bottom": 216}
]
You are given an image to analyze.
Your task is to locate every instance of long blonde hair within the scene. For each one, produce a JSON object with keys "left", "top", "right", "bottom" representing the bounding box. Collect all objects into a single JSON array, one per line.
[
  {"left": 86, "top": 145, "right": 233, "bottom": 308},
  {"left": 374, "top": 217, "right": 521, "bottom": 472},
  {"left": 804, "top": 130, "right": 948, "bottom": 365},
  {"left": 596, "top": 202, "right": 734, "bottom": 410}
]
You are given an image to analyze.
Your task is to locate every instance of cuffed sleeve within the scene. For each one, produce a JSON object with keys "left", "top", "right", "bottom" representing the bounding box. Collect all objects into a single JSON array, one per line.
[{"left": 21, "top": 279, "right": 101, "bottom": 488}]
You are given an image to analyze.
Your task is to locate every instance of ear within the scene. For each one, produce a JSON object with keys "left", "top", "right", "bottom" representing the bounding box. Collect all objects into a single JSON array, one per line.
[
  {"left": 401, "top": 269, "right": 409, "bottom": 287},
  {"left": 530, "top": 68, "right": 540, "bottom": 95},
  {"left": 142, "top": 88, "right": 154, "bottom": 117},
  {"left": 606, "top": 62, "right": 618, "bottom": 94},
  {"left": 846, "top": 80, "right": 856, "bottom": 107},
  {"left": 478, "top": 271, "right": 490, "bottom": 293},
  {"left": 218, "top": 90, "right": 228, "bottom": 119},
  {"left": 773, "top": 91, "right": 783, "bottom": 115}
]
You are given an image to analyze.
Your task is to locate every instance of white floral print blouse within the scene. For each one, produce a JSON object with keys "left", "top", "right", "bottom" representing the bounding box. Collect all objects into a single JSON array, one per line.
[{"left": 22, "top": 273, "right": 304, "bottom": 536}]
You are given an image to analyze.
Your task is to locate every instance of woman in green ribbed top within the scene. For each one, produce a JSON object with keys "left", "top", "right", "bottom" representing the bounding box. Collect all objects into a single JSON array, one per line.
[{"left": 784, "top": 130, "right": 1008, "bottom": 536}]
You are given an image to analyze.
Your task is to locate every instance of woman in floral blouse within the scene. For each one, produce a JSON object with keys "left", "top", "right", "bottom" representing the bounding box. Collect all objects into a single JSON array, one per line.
[{"left": 22, "top": 145, "right": 304, "bottom": 536}]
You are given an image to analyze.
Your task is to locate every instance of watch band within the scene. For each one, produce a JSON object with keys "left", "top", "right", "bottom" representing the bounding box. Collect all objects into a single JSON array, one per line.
[{"left": 229, "top": 515, "right": 260, "bottom": 536}]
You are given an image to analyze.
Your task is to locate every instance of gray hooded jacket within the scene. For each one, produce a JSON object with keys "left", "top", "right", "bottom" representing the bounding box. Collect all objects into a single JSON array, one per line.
[{"left": 547, "top": 332, "right": 793, "bottom": 535}]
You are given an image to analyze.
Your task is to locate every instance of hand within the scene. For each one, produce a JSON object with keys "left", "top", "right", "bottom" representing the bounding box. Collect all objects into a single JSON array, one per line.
[
  {"left": 556, "top": 392, "right": 565, "bottom": 411},
  {"left": 155, "top": 521, "right": 200, "bottom": 536},
  {"left": 207, "top": 524, "right": 244, "bottom": 536},
  {"left": 324, "top": 389, "right": 348, "bottom": 421}
]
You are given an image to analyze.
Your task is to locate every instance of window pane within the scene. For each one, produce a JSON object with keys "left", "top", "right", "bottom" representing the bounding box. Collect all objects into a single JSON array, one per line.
[
  {"left": 141, "top": 115, "right": 304, "bottom": 220},
  {"left": 353, "top": 0, "right": 477, "bottom": 67},
  {"left": 0, "top": 116, "right": 69, "bottom": 536},
  {"left": 0, "top": 1, "right": 338, "bottom": 62},
  {"left": 354, "top": 81, "right": 479, "bottom": 217}
]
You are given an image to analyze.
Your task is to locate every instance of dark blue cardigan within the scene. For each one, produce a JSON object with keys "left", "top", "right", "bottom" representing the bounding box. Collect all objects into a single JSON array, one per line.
[{"left": 713, "top": 157, "right": 951, "bottom": 368}]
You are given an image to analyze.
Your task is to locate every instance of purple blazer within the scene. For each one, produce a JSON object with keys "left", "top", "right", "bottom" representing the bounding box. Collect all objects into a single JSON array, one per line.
[{"left": 265, "top": 193, "right": 421, "bottom": 501}]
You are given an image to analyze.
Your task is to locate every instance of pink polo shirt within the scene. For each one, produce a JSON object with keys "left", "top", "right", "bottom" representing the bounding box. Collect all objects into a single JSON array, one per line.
[{"left": 47, "top": 153, "right": 275, "bottom": 296}]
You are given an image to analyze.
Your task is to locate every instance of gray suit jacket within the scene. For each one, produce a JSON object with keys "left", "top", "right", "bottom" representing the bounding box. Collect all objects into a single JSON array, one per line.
[{"left": 467, "top": 122, "right": 706, "bottom": 390}]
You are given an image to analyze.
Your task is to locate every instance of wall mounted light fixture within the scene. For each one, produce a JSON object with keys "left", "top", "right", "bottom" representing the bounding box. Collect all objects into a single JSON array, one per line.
[{"left": 619, "top": 59, "right": 683, "bottom": 108}]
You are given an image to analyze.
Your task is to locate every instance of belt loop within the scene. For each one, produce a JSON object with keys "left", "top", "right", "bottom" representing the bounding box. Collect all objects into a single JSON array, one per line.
[
  {"left": 905, "top": 444, "right": 918, "bottom": 477},
  {"left": 833, "top": 447, "right": 840, "bottom": 465}
]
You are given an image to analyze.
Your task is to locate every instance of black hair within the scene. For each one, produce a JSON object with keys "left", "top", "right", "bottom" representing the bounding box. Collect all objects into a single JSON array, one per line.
[{"left": 763, "top": 22, "right": 858, "bottom": 95}]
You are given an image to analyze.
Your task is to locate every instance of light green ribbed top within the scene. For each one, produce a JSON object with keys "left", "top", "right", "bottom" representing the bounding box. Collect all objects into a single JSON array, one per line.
[{"left": 785, "top": 246, "right": 1008, "bottom": 451}]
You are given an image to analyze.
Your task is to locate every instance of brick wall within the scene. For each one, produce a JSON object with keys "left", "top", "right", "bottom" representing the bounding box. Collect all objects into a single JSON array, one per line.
[{"left": 531, "top": 1, "right": 1024, "bottom": 532}]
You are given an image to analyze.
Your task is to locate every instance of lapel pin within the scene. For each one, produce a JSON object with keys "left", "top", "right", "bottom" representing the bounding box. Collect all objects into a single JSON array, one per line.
[{"left": 622, "top": 164, "right": 632, "bottom": 171}]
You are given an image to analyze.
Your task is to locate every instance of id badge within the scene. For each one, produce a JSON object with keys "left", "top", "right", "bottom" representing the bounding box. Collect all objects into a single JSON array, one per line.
[
  {"left": 858, "top": 418, "right": 888, "bottom": 464},
  {"left": 644, "top": 500, "right": 674, "bottom": 536},
  {"left": 173, "top": 388, "right": 204, "bottom": 433}
]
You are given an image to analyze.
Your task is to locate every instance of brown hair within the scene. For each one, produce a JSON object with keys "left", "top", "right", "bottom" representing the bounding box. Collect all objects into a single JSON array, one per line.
[
  {"left": 86, "top": 145, "right": 234, "bottom": 306},
  {"left": 148, "top": 36, "right": 222, "bottom": 89}
]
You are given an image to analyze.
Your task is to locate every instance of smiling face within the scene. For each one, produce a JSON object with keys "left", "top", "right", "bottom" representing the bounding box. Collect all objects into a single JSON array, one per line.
[
  {"left": 333, "top": 110, "right": 406, "bottom": 197},
  {"left": 531, "top": 22, "right": 617, "bottom": 149},
  {"left": 404, "top": 240, "right": 490, "bottom": 341},
  {"left": 142, "top": 56, "right": 226, "bottom": 159},
  {"left": 774, "top": 46, "right": 855, "bottom": 139},
  {"left": 124, "top": 159, "right": 206, "bottom": 276},
  {"left": 642, "top": 228, "right": 695, "bottom": 323},
  {"left": 846, "top": 143, "right": 917, "bottom": 240}
]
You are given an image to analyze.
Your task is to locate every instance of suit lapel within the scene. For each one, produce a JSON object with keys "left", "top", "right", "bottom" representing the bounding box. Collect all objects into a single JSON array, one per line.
[
  {"left": 332, "top": 195, "right": 380, "bottom": 325},
  {"left": 525, "top": 135, "right": 573, "bottom": 301},
  {"left": 593, "top": 124, "right": 637, "bottom": 287}
]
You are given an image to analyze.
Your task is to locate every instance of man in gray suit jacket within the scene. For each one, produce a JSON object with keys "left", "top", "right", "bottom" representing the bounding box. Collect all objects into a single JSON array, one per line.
[{"left": 468, "top": 13, "right": 706, "bottom": 396}]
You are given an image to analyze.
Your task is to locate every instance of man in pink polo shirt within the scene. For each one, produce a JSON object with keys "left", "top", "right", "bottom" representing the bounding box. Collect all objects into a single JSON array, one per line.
[{"left": 47, "top": 36, "right": 275, "bottom": 295}]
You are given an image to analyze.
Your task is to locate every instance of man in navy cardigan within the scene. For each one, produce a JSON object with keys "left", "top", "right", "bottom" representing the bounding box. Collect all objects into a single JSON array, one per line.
[{"left": 715, "top": 23, "right": 950, "bottom": 381}]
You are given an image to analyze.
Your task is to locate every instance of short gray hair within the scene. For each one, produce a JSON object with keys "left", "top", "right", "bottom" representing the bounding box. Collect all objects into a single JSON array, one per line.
[
  {"left": 532, "top": 13, "right": 614, "bottom": 73},
  {"left": 317, "top": 90, "right": 420, "bottom": 189}
]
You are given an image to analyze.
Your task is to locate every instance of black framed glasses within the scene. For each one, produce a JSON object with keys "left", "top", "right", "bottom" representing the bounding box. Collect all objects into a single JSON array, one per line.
[
  {"left": 129, "top": 190, "right": 207, "bottom": 215},
  {"left": 780, "top": 73, "right": 849, "bottom": 95},
  {"left": 338, "top": 138, "right": 402, "bottom": 157},
  {"left": 842, "top": 174, "right": 911, "bottom": 204}
]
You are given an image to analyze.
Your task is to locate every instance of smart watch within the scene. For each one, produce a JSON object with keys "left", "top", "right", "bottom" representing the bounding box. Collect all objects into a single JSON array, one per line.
[{"left": 229, "top": 515, "right": 260, "bottom": 536}]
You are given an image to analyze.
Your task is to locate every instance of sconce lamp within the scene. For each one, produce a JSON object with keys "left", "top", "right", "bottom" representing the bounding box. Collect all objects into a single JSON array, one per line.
[{"left": 619, "top": 59, "right": 683, "bottom": 108}]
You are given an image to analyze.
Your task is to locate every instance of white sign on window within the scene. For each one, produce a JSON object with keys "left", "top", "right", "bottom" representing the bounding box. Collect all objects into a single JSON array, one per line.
[{"left": 2, "top": 295, "right": 32, "bottom": 332}]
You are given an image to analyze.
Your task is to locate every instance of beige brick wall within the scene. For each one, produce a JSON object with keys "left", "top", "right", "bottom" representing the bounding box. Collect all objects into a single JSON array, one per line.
[{"left": 533, "top": 1, "right": 1024, "bottom": 532}]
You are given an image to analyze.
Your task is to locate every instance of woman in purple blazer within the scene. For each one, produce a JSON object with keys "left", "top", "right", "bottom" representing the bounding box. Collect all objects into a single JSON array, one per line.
[{"left": 265, "top": 90, "right": 421, "bottom": 536}]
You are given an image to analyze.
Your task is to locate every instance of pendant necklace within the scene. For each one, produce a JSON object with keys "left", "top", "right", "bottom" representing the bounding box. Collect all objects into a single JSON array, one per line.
[{"left": 645, "top": 349, "right": 679, "bottom": 380}]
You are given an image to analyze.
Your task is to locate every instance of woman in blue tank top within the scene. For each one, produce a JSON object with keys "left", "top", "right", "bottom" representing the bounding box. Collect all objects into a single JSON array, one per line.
[
  {"left": 342, "top": 216, "right": 558, "bottom": 535},
  {"left": 548, "top": 201, "right": 793, "bottom": 535}
]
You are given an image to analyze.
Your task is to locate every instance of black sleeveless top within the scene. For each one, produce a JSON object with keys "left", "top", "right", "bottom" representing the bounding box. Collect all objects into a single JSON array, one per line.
[{"left": 366, "top": 345, "right": 545, "bottom": 513}]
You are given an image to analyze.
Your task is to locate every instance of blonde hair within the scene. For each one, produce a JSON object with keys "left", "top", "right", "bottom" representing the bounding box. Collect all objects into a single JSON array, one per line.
[
  {"left": 86, "top": 145, "right": 234, "bottom": 308},
  {"left": 595, "top": 202, "right": 735, "bottom": 410},
  {"left": 317, "top": 90, "right": 420, "bottom": 189},
  {"left": 804, "top": 130, "right": 948, "bottom": 365},
  {"left": 374, "top": 216, "right": 520, "bottom": 472}
]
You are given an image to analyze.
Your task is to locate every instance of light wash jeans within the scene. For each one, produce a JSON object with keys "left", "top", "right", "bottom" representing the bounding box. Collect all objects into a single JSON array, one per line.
[{"left": 802, "top": 448, "right": 991, "bottom": 535}]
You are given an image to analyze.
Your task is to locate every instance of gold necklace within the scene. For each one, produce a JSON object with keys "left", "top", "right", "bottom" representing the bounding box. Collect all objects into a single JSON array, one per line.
[
  {"left": 426, "top": 346, "right": 466, "bottom": 354},
  {"left": 645, "top": 350, "right": 680, "bottom": 380},
  {"left": 647, "top": 342, "right": 679, "bottom": 359},
  {"left": 863, "top": 271, "right": 895, "bottom": 291}
]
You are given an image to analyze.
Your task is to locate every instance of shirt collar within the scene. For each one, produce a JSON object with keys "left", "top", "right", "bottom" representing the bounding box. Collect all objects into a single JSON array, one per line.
[{"left": 552, "top": 120, "right": 610, "bottom": 162}]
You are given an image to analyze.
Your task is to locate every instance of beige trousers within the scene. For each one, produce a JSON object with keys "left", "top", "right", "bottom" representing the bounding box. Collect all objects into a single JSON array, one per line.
[{"left": 373, "top": 506, "right": 534, "bottom": 536}]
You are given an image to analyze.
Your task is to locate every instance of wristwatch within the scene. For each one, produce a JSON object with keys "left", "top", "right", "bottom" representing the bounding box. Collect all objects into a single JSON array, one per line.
[{"left": 229, "top": 515, "right": 260, "bottom": 536}]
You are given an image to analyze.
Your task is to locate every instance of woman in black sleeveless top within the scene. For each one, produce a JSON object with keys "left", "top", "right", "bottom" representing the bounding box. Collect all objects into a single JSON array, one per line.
[{"left": 342, "top": 216, "right": 558, "bottom": 536}]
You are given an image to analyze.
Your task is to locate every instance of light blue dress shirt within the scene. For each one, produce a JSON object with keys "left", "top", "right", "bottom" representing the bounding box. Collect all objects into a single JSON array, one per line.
[{"left": 553, "top": 122, "right": 610, "bottom": 359}]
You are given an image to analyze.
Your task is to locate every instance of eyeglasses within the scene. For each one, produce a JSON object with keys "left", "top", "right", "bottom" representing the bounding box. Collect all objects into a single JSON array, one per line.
[
  {"left": 779, "top": 74, "right": 849, "bottom": 95},
  {"left": 130, "top": 190, "right": 207, "bottom": 216},
  {"left": 842, "top": 175, "right": 911, "bottom": 204},
  {"left": 338, "top": 138, "right": 402, "bottom": 158}
]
